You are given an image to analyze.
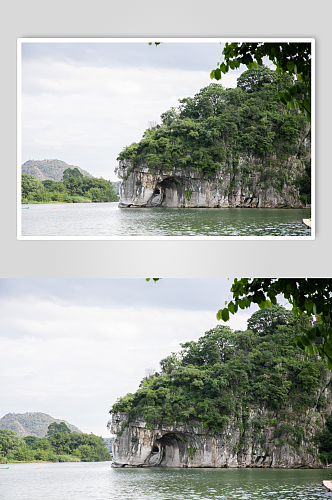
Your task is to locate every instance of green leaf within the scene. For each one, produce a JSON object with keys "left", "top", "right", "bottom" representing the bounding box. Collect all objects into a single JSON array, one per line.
[
  {"left": 220, "top": 63, "right": 228, "bottom": 74},
  {"left": 210, "top": 70, "right": 215, "bottom": 79},
  {"left": 238, "top": 299, "right": 245, "bottom": 310},
  {"left": 221, "top": 308, "right": 229, "bottom": 322},
  {"left": 296, "top": 339, "right": 305, "bottom": 351},
  {"left": 287, "top": 60, "right": 294, "bottom": 73},
  {"left": 300, "top": 335, "right": 311, "bottom": 347},
  {"left": 324, "top": 344, "right": 332, "bottom": 359},
  {"left": 216, "top": 309, "right": 222, "bottom": 321},
  {"left": 306, "top": 327, "right": 317, "bottom": 342},
  {"left": 278, "top": 93, "right": 287, "bottom": 106},
  {"left": 305, "top": 298, "right": 313, "bottom": 313},
  {"left": 242, "top": 54, "right": 253, "bottom": 65},
  {"left": 289, "top": 85, "right": 298, "bottom": 98},
  {"left": 305, "top": 344, "right": 313, "bottom": 356},
  {"left": 228, "top": 302, "right": 235, "bottom": 314},
  {"left": 214, "top": 68, "right": 222, "bottom": 81},
  {"left": 244, "top": 296, "right": 251, "bottom": 308},
  {"left": 253, "top": 291, "right": 266, "bottom": 304},
  {"left": 303, "top": 100, "right": 311, "bottom": 112}
]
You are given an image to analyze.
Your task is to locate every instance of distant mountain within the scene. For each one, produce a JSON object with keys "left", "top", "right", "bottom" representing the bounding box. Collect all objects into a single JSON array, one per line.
[
  {"left": 22, "top": 159, "right": 93, "bottom": 182},
  {"left": 0, "top": 412, "right": 82, "bottom": 438},
  {"left": 103, "top": 437, "right": 114, "bottom": 453},
  {"left": 112, "top": 181, "right": 121, "bottom": 195}
]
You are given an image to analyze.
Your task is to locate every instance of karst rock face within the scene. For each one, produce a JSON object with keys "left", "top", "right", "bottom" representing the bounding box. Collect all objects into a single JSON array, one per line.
[
  {"left": 115, "top": 160, "right": 304, "bottom": 209},
  {"left": 109, "top": 410, "right": 324, "bottom": 469}
]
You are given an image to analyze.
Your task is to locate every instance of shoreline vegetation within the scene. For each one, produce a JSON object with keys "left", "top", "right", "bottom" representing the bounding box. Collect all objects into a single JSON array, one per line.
[
  {"left": 21, "top": 167, "right": 119, "bottom": 205},
  {"left": 0, "top": 422, "right": 112, "bottom": 464}
]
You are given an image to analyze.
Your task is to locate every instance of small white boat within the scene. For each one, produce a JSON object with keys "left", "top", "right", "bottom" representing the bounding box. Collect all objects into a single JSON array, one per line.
[{"left": 302, "top": 218, "right": 311, "bottom": 229}]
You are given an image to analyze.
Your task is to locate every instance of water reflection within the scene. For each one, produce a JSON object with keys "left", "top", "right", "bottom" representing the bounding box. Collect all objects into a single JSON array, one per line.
[
  {"left": 0, "top": 463, "right": 330, "bottom": 500},
  {"left": 21, "top": 203, "right": 312, "bottom": 237}
]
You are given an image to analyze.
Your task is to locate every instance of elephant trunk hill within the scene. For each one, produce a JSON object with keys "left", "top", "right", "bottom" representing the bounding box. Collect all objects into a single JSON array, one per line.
[
  {"left": 116, "top": 67, "right": 311, "bottom": 209},
  {"left": 109, "top": 307, "right": 330, "bottom": 468}
]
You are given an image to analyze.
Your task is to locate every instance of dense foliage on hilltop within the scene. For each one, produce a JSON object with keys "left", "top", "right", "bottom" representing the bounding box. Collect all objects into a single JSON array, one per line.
[
  {"left": 117, "top": 67, "right": 310, "bottom": 200},
  {"left": 110, "top": 307, "right": 326, "bottom": 431},
  {"left": 21, "top": 171, "right": 119, "bottom": 204},
  {"left": 0, "top": 423, "right": 111, "bottom": 463}
]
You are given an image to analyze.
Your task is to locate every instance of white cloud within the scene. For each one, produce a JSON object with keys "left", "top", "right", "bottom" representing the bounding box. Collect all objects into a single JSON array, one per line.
[
  {"left": 0, "top": 278, "right": 265, "bottom": 436},
  {"left": 21, "top": 54, "right": 236, "bottom": 181}
]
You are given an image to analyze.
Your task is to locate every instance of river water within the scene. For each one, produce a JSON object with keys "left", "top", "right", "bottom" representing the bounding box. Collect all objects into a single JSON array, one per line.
[
  {"left": 20, "top": 203, "right": 311, "bottom": 237},
  {"left": 0, "top": 462, "right": 330, "bottom": 500}
]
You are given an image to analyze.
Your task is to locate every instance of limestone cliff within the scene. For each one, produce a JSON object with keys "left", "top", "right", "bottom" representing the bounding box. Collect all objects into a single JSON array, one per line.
[
  {"left": 109, "top": 407, "right": 325, "bottom": 468},
  {"left": 116, "top": 159, "right": 305, "bottom": 209}
]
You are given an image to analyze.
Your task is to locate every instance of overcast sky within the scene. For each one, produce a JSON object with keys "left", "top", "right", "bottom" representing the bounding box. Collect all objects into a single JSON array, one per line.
[
  {"left": 20, "top": 40, "right": 257, "bottom": 182},
  {"left": 0, "top": 278, "right": 291, "bottom": 438}
]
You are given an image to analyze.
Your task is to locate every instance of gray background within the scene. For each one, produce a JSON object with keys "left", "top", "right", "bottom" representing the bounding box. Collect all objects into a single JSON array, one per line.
[{"left": 0, "top": 0, "right": 330, "bottom": 278}]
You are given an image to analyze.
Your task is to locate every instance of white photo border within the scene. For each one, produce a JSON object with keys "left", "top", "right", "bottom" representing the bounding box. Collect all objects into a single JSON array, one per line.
[{"left": 17, "top": 37, "right": 315, "bottom": 241}]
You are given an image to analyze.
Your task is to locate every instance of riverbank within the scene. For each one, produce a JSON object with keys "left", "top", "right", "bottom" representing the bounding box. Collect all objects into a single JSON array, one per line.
[
  {"left": 22, "top": 198, "right": 92, "bottom": 205},
  {"left": 1, "top": 456, "right": 80, "bottom": 464},
  {"left": 1, "top": 457, "right": 112, "bottom": 464},
  {"left": 20, "top": 204, "right": 312, "bottom": 237}
]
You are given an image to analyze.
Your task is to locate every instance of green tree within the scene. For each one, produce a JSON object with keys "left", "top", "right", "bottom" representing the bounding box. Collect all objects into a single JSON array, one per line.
[
  {"left": 236, "top": 66, "right": 276, "bottom": 93},
  {"left": 48, "top": 432, "right": 71, "bottom": 454},
  {"left": 211, "top": 42, "right": 312, "bottom": 122},
  {"left": 62, "top": 167, "right": 84, "bottom": 181},
  {"left": 1, "top": 428, "right": 111, "bottom": 463},
  {"left": 118, "top": 74, "right": 308, "bottom": 187},
  {"left": 111, "top": 310, "right": 326, "bottom": 430},
  {"left": 47, "top": 421, "right": 71, "bottom": 437},
  {"left": 21, "top": 174, "right": 43, "bottom": 202},
  {"left": 247, "top": 304, "right": 294, "bottom": 336},
  {"left": 41, "top": 180, "right": 55, "bottom": 189},
  {"left": 0, "top": 429, "right": 25, "bottom": 458},
  {"left": 11, "top": 445, "right": 35, "bottom": 462}
]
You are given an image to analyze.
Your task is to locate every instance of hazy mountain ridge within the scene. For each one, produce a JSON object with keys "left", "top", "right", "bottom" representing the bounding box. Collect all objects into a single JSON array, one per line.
[
  {"left": 22, "top": 159, "right": 93, "bottom": 182},
  {"left": 112, "top": 181, "right": 121, "bottom": 195},
  {"left": 0, "top": 412, "right": 82, "bottom": 438},
  {"left": 22, "top": 159, "right": 121, "bottom": 194}
]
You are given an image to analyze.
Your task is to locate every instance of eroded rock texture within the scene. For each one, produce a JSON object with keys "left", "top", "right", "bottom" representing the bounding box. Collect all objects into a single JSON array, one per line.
[
  {"left": 109, "top": 409, "right": 325, "bottom": 468},
  {"left": 116, "top": 159, "right": 305, "bottom": 209}
]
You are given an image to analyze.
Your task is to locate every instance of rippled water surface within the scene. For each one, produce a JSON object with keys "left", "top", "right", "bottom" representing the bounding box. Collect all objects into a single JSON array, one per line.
[
  {"left": 0, "top": 463, "right": 330, "bottom": 500},
  {"left": 21, "top": 203, "right": 311, "bottom": 237}
]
